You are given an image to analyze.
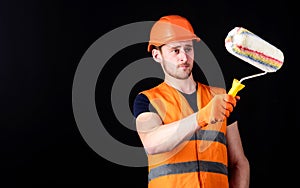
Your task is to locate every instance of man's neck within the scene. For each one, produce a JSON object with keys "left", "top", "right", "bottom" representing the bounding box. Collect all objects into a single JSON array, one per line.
[{"left": 164, "top": 77, "right": 197, "bottom": 94}]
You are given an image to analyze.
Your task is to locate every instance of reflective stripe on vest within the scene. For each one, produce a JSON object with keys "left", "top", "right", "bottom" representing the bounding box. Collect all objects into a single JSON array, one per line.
[
  {"left": 148, "top": 160, "right": 228, "bottom": 182},
  {"left": 192, "top": 129, "right": 226, "bottom": 145}
]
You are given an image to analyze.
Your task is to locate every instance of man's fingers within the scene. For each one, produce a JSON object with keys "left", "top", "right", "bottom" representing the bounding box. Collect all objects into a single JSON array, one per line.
[{"left": 223, "top": 95, "right": 237, "bottom": 108}]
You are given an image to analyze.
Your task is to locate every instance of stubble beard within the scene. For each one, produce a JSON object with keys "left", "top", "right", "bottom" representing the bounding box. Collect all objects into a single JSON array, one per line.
[{"left": 162, "top": 60, "right": 192, "bottom": 80}]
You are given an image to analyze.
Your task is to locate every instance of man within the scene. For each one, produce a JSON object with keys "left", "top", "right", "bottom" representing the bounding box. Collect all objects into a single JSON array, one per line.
[{"left": 133, "top": 15, "right": 250, "bottom": 188}]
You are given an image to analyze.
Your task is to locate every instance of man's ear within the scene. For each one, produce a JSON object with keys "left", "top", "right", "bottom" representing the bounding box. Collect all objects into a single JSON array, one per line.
[{"left": 152, "top": 49, "right": 162, "bottom": 63}]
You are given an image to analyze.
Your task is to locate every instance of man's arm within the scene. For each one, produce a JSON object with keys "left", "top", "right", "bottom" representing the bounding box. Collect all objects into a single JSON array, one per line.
[
  {"left": 134, "top": 93, "right": 200, "bottom": 155},
  {"left": 136, "top": 112, "right": 199, "bottom": 155},
  {"left": 227, "top": 121, "right": 250, "bottom": 188}
]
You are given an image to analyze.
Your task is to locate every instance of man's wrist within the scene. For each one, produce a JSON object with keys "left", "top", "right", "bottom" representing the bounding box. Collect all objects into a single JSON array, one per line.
[{"left": 195, "top": 111, "right": 208, "bottom": 128}]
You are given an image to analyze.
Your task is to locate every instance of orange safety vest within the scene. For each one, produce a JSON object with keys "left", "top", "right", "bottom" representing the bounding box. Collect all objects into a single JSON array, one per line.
[{"left": 141, "top": 82, "right": 229, "bottom": 188}]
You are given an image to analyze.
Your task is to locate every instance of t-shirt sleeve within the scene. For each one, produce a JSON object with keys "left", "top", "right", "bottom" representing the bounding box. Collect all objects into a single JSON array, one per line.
[{"left": 133, "top": 93, "right": 151, "bottom": 118}]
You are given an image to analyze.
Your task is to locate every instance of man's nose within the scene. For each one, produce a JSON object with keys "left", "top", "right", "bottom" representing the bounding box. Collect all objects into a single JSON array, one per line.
[{"left": 178, "top": 49, "right": 188, "bottom": 62}]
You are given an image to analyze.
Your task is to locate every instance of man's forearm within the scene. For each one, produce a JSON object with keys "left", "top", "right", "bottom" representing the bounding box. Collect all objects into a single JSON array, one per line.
[{"left": 143, "top": 113, "right": 200, "bottom": 155}]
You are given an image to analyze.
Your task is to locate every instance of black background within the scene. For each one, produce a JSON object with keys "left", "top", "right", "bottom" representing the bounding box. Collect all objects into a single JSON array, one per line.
[{"left": 0, "top": 0, "right": 294, "bottom": 187}]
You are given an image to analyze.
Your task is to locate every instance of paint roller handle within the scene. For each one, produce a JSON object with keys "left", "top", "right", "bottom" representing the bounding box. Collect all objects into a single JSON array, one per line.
[{"left": 228, "top": 78, "right": 245, "bottom": 97}]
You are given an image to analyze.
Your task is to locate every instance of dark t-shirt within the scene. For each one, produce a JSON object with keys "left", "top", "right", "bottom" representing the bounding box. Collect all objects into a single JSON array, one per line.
[{"left": 133, "top": 91, "right": 238, "bottom": 125}]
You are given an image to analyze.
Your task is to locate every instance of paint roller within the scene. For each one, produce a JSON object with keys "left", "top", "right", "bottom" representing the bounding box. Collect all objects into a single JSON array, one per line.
[{"left": 225, "top": 27, "right": 284, "bottom": 96}]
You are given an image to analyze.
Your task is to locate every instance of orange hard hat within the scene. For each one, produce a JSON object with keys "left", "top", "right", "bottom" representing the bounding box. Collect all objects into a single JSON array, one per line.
[{"left": 147, "top": 15, "right": 200, "bottom": 52}]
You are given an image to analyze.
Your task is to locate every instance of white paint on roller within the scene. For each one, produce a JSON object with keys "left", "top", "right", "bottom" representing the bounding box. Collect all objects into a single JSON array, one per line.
[{"left": 225, "top": 27, "right": 284, "bottom": 73}]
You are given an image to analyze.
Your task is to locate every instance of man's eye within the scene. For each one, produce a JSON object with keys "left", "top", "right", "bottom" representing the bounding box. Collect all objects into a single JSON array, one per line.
[
  {"left": 172, "top": 49, "right": 180, "bottom": 54},
  {"left": 185, "top": 48, "right": 192, "bottom": 53}
]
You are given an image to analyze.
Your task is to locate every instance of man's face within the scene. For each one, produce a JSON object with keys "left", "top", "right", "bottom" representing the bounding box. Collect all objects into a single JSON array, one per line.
[{"left": 159, "top": 40, "right": 194, "bottom": 80}]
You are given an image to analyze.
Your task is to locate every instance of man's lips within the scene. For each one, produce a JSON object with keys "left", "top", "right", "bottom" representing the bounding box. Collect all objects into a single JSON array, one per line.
[{"left": 178, "top": 64, "right": 190, "bottom": 69}]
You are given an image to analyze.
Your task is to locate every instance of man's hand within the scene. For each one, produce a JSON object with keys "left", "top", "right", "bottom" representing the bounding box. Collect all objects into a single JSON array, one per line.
[{"left": 197, "top": 94, "right": 240, "bottom": 128}]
